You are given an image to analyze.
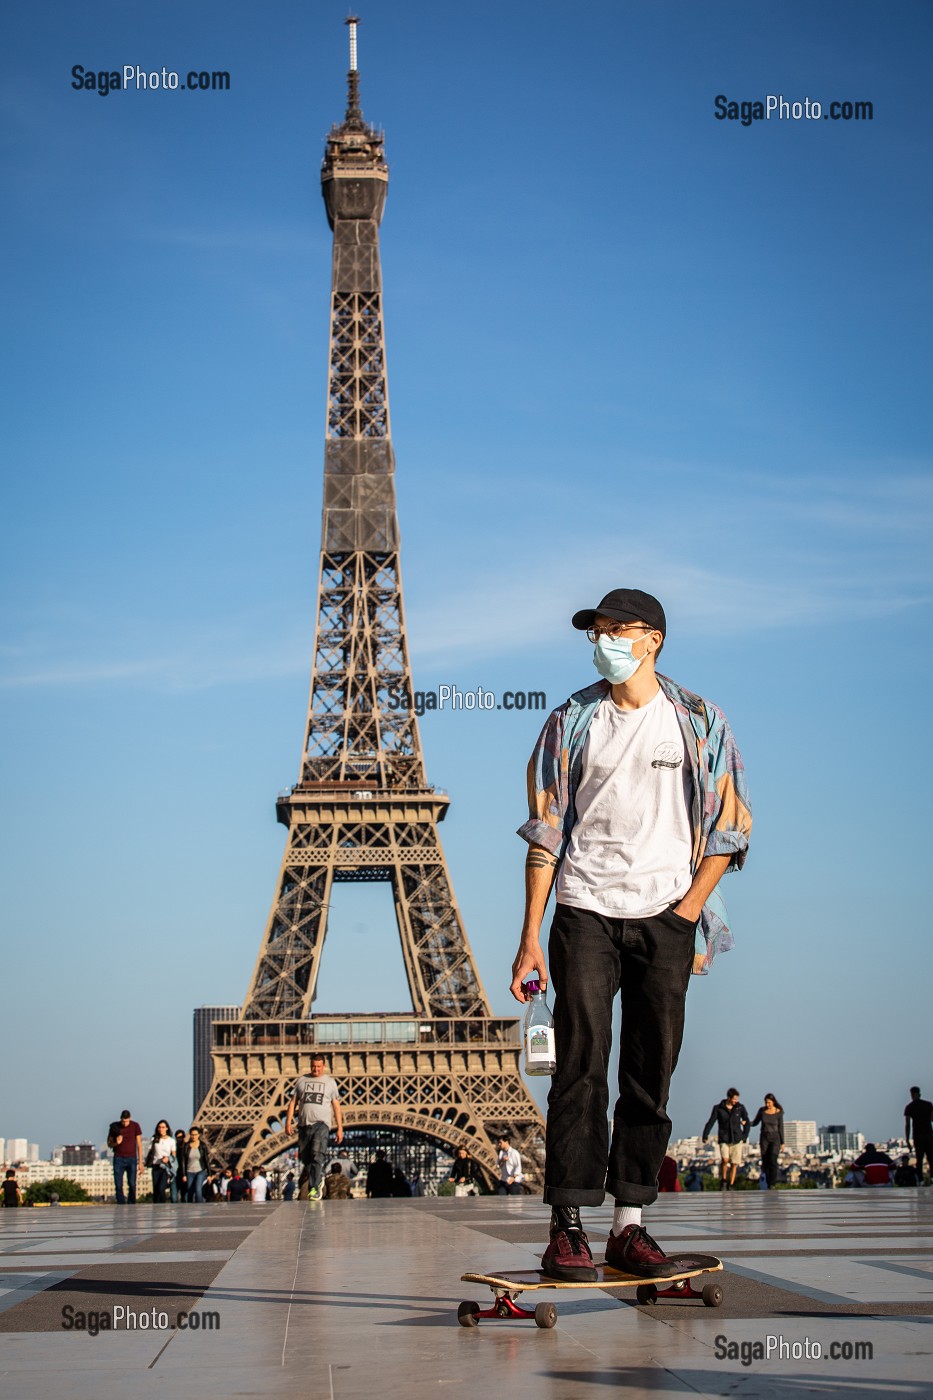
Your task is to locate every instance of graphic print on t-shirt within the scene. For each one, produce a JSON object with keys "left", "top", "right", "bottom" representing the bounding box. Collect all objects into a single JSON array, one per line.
[{"left": 651, "top": 741, "right": 683, "bottom": 769}]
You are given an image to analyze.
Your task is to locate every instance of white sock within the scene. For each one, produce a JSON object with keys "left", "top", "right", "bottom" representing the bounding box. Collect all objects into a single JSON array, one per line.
[{"left": 612, "top": 1204, "right": 642, "bottom": 1236}]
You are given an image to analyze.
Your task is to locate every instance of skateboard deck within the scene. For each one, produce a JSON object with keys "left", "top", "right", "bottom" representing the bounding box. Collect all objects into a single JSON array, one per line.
[{"left": 459, "top": 1257, "right": 723, "bottom": 1327}]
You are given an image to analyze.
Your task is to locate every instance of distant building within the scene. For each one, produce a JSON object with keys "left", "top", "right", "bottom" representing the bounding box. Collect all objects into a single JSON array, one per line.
[
  {"left": 27, "top": 1143, "right": 39, "bottom": 1162},
  {"left": 62, "top": 1143, "right": 97, "bottom": 1167},
  {"left": 18, "top": 1159, "right": 149, "bottom": 1200},
  {"left": 669, "top": 1137, "right": 705, "bottom": 1161},
  {"left": 818, "top": 1124, "right": 864, "bottom": 1154},
  {"left": 6, "top": 1138, "right": 28, "bottom": 1163},
  {"left": 0, "top": 1138, "right": 5, "bottom": 1164},
  {"left": 193, "top": 1005, "right": 241, "bottom": 1116},
  {"left": 784, "top": 1120, "right": 818, "bottom": 1155}
]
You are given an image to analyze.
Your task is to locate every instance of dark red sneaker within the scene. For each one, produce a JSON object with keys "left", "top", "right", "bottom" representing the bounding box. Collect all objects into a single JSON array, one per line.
[
  {"left": 605, "top": 1223, "right": 677, "bottom": 1278},
  {"left": 541, "top": 1229, "right": 599, "bottom": 1283}
]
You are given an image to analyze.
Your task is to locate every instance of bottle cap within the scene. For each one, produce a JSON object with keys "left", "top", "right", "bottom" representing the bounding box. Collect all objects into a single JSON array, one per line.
[{"left": 524, "top": 979, "right": 540, "bottom": 995}]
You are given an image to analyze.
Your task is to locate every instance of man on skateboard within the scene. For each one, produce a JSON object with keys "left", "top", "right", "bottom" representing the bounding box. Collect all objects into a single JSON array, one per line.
[{"left": 510, "top": 588, "right": 751, "bottom": 1281}]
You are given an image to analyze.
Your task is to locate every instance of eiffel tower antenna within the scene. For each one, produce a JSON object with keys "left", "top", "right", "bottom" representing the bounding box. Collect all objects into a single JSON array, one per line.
[
  {"left": 194, "top": 17, "right": 545, "bottom": 1189},
  {"left": 344, "top": 15, "right": 362, "bottom": 126}
]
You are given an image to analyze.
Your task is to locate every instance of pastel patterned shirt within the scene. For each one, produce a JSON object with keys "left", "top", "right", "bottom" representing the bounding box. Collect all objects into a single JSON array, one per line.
[{"left": 517, "top": 674, "right": 752, "bottom": 971}]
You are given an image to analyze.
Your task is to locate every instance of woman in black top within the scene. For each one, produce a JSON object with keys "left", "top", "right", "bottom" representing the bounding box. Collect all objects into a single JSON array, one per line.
[
  {"left": 751, "top": 1094, "right": 784, "bottom": 1188},
  {"left": 448, "top": 1146, "right": 477, "bottom": 1194}
]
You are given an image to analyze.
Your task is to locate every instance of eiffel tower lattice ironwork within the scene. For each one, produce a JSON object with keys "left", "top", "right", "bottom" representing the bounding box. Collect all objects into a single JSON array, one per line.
[{"left": 194, "top": 18, "right": 545, "bottom": 1190}]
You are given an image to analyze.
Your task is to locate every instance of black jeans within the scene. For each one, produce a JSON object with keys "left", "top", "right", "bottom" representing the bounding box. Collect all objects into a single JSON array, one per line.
[
  {"left": 152, "top": 1164, "right": 170, "bottom": 1203},
  {"left": 297, "top": 1122, "right": 330, "bottom": 1198},
  {"left": 915, "top": 1136, "right": 933, "bottom": 1181},
  {"left": 544, "top": 902, "right": 695, "bottom": 1208},
  {"left": 760, "top": 1139, "right": 781, "bottom": 1187}
]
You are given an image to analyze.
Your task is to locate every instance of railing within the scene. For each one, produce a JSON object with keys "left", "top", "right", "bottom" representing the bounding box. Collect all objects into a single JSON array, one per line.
[
  {"left": 277, "top": 785, "right": 448, "bottom": 799},
  {"left": 211, "top": 1016, "right": 520, "bottom": 1050}
]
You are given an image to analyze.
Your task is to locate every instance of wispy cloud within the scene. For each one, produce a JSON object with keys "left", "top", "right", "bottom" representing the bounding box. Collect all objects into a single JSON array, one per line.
[{"left": 2, "top": 468, "right": 929, "bottom": 691}]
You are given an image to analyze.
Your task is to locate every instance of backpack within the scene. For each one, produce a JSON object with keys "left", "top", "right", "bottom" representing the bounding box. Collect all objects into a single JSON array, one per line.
[{"left": 107, "top": 1122, "right": 122, "bottom": 1150}]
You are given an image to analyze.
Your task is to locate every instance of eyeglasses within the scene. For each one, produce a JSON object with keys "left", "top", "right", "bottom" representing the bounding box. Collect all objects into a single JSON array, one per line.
[{"left": 585, "top": 622, "right": 652, "bottom": 644}]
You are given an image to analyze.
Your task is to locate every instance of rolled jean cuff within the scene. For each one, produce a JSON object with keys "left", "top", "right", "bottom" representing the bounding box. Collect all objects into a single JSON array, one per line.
[
  {"left": 606, "top": 1177, "right": 659, "bottom": 1208},
  {"left": 543, "top": 1186, "right": 606, "bottom": 1207}
]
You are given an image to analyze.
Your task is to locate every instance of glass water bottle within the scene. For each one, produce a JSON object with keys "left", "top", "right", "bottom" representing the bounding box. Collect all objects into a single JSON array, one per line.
[{"left": 522, "top": 980, "right": 556, "bottom": 1076}]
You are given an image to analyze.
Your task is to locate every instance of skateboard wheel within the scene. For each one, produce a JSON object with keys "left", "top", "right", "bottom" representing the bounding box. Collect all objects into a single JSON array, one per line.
[
  {"left": 534, "top": 1301, "right": 558, "bottom": 1329},
  {"left": 457, "top": 1300, "right": 480, "bottom": 1327},
  {"left": 635, "top": 1284, "right": 658, "bottom": 1305},
  {"left": 702, "top": 1283, "right": 724, "bottom": 1308}
]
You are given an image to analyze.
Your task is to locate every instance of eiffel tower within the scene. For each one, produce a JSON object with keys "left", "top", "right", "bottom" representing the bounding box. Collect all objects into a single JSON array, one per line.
[{"left": 194, "top": 18, "right": 545, "bottom": 1191}]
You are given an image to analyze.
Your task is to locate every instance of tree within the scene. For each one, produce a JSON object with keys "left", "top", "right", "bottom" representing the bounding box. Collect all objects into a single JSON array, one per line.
[{"left": 25, "top": 1177, "right": 90, "bottom": 1205}]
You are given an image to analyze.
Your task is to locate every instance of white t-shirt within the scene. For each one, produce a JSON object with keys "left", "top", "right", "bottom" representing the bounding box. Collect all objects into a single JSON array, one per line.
[
  {"left": 292, "top": 1075, "right": 340, "bottom": 1127},
  {"left": 556, "top": 689, "right": 693, "bottom": 918},
  {"left": 498, "top": 1147, "right": 524, "bottom": 1182},
  {"left": 250, "top": 1174, "right": 268, "bottom": 1202},
  {"left": 151, "top": 1137, "right": 176, "bottom": 1165}
]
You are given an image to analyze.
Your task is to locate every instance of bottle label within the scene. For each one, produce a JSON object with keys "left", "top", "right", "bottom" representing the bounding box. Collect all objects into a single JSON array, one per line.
[{"left": 525, "top": 1025, "right": 555, "bottom": 1063}]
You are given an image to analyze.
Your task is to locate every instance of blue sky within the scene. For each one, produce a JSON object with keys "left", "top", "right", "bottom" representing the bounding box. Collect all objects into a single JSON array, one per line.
[{"left": 2, "top": 1, "right": 931, "bottom": 1159}]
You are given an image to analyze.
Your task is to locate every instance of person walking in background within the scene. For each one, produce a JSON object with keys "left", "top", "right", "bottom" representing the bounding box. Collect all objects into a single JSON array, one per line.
[
  {"left": 108, "top": 1109, "right": 144, "bottom": 1205},
  {"left": 751, "top": 1094, "right": 784, "bottom": 1189},
  {"left": 181, "top": 1127, "right": 210, "bottom": 1202},
  {"left": 282, "top": 1171, "right": 297, "bottom": 1201},
  {"left": 149, "top": 1121, "right": 177, "bottom": 1203},
  {"left": 250, "top": 1167, "right": 269, "bottom": 1202},
  {"left": 496, "top": 1134, "right": 524, "bottom": 1195},
  {"left": 284, "top": 1053, "right": 344, "bottom": 1201},
  {"left": 510, "top": 587, "right": 752, "bottom": 1281},
  {"left": 1, "top": 1170, "right": 22, "bottom": 1207},
  {"left": 904, "top": 1087, "right": 933, "bottom": 1184},
  {"left": 703, "top": 1089, "right": 750, "bottom": 1189},
  {"left": 172, "top": 1129, "right": 187, "bottom": 1202}
]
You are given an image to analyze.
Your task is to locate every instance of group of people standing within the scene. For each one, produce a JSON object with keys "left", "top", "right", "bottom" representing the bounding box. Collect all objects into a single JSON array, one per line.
[
  {"left": 702, "top": 1088, "right": 784, "bottom": 1188},
  {"left": 108, "top": 1109, "right": 272, "bottom": 1203}
]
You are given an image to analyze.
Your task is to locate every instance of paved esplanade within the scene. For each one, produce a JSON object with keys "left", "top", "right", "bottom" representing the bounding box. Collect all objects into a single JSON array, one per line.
[{"left": 1, "top": 1192, "right": 931, "bottom": 1397}]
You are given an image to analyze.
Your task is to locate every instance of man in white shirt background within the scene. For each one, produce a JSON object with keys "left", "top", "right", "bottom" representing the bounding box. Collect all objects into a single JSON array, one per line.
[{"left": 496, "top": 1134, "right": 524, "bottom": 1195}]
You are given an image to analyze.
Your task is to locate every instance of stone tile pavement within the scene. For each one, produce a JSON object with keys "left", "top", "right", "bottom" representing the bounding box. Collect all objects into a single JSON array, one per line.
[{"left": 1, "top": 1189, "right": 931, "bottom": 1397}]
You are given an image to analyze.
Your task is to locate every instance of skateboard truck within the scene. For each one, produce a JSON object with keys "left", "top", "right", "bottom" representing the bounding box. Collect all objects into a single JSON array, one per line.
[{"left": 459, "top": 1292, "right": 558, "bottom": 1329}]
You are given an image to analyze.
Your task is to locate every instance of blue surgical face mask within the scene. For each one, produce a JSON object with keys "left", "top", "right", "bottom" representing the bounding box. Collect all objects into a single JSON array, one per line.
[{"left": 592, "top": 633, "right": 648, "bottom": 684}]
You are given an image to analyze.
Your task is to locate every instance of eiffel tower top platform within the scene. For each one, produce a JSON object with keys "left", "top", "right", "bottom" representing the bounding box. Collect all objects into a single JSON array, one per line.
[{"left": 193, "top": 17, "right": 545, "bottom": 1191}]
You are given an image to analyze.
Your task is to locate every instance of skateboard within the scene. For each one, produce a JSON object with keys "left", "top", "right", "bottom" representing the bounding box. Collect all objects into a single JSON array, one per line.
[{"left": 458, "top": 1257, "right": 723, "bottom": 1327}]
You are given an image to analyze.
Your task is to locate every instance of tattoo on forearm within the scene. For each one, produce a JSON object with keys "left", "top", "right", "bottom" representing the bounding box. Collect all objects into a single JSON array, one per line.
[{"left": 526, "top": 850, "right": 558, "bottom": 870}]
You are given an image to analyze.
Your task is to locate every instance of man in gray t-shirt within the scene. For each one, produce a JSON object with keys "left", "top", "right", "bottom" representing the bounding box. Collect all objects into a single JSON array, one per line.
[{"left": 285, "top": 1055, "right": 344, "bottom": 1200}]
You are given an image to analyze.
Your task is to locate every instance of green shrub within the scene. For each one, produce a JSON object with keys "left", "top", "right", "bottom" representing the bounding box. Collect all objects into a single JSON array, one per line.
[{"left": 24, "top": 1178, "right": 90, "bottom": 1205}]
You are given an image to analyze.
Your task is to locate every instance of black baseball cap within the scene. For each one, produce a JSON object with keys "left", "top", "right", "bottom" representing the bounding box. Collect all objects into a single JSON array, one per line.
[{"left": 572, "top": 589, "right": 666, "bottom": 636}]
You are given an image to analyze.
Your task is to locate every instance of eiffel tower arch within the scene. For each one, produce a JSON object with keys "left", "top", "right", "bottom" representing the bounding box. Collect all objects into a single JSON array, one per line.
[{"left": 194, "top": 19, "right": 545, "bottom": 1191}]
